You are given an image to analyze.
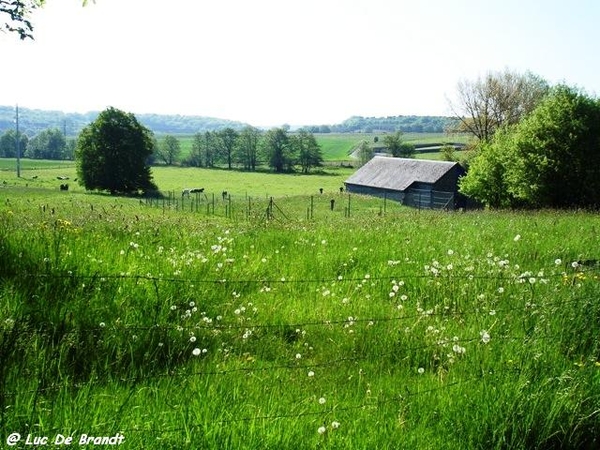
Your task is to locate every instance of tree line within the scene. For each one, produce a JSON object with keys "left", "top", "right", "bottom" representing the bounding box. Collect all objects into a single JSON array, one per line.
[
  {"left": 75, "top": 108, "right": 325, "bottom": 195},
  {"left": 0, "top": 122, "right": 325, "bottom": 175},
  {"left": 0, "top": 105, "right": 249, "bottom": 138},
  {"left": 0, "top": 104, "right": 454, "bottom": 138},
  {"left": 0, "top": 128, "right": 76, "bottom": 160},
  {"left": 447, "top": 69, "right": 600, "bottom": 209},
  {"left": 303, "top": 115, "right": 452, "bottom": 134},
  {"left": 158, "top": 127, "right": 324, "bottom": 174}
]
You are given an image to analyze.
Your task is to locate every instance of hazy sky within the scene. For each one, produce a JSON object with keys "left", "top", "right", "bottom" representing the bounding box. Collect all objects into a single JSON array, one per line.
[{"left": 1, "top": 0, "right": 599, "bottom": 126}]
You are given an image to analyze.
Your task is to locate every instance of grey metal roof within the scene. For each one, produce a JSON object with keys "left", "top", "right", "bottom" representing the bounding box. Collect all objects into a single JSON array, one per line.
[{"left": 345, "top": 156, "right": 459, "bottom": 191}]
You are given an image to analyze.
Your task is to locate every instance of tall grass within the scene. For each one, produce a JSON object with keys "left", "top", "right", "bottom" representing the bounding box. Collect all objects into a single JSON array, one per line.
[{"left": 1, "top": 188, "right": 599, "bottom": 448}]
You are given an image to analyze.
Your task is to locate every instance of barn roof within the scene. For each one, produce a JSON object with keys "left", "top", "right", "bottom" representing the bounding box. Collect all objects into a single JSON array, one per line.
[{"left": 345, "top": 156, "right": 460, "bottom": 191}]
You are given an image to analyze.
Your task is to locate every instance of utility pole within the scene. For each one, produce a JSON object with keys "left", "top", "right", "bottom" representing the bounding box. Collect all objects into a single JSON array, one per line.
[{"left": 15, "top": 104, "right": 21, "bottom": 178}]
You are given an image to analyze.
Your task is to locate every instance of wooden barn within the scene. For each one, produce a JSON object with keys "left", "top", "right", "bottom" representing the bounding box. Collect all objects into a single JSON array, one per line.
[{"left": 344, "top": 156, "right": 466, "bottom": 210}]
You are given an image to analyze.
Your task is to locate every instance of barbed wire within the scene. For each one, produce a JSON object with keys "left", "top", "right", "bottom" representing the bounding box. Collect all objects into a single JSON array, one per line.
[
  {"left": 0, "top": 326, "right": 569, "bottom": 399},
  {"left": 17, "top": 267, "right": 589, "bottom": 286},
  {"left": 0, "top": 291, "right": 593, "bottom": 337}
]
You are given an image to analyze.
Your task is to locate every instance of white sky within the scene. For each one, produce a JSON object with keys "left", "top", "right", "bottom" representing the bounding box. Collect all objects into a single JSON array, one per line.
[{"left": 1, "top": 0, "right": 599, "bottom": 127}]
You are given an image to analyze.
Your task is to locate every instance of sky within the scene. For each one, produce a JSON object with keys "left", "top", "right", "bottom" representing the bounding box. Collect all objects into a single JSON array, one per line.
[{"left": 1, "top": 0, "right": 599, "bottom": 127}]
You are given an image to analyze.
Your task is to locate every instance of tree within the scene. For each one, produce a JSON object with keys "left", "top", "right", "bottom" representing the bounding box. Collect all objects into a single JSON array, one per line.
[
  {"left": 156, "top": 135, "right": 180, "bottom": 165},
  {"left": 185, "top": 132, "right": 204, "bottom": 167},
  {"left": 356, "top": 140, "right": 373, "bottom": 167},
  {"left": 448, "top": 69, "right": 549, "bottom": 142},
  {"left": 202, "top": 131, "right": 217, "bottom": 168},
  {"left": 292, "top": 130, "right": 323, "bottom": 174},
  {"left": 237, "top": 126, "right": 261, "bottom": 171},
  {"left": 262, "top": 128, "right": 295, "bottom": 173},
  {"left": 440, "top": 143, "right": 456, "bottom": 162},
  {"left": 458, "top": 127, "right": 516, "bottom": 208},
  {"left": 26, "top": 127, "right": 65, "bottom": 159},
  {"left": 383, "top": 131, "right": 414, "bottom": 158},
  {"left": 0, "top": 129, "right": 28, "bottom": 157},
  {"left": 75, "top": 107, "right": 157, "bottom": 195},
  {"left": 216, "top": 127, "right": 238, "bottom": 170},
  {"left": 460, "top": 85, "right": 600, "bottom": 208},
  {"left": 1, "top": 0, "right": 90, "bottom": 40}
]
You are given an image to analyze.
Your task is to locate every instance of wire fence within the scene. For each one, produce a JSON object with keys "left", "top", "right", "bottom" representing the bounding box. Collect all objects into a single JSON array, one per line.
[
  {"left": 141, "top": 190, "right": 408, "bottom": 221},
  {"left": 1, "top": 267, "right": 597, "bottom": 437}
]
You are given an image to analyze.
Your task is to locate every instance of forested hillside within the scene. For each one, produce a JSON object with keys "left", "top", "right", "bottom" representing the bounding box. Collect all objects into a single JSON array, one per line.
[
  {"left": 0, "top": 106, "right": 249, "bottom": 136},
  {"left": 305, "top": 115, "right": 455, "bottom": 133},
  {"left": 0, "top": 106, "right": 455, "bottom": 136}
]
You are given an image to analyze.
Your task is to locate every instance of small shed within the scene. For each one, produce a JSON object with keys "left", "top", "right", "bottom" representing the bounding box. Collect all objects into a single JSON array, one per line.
[{"left": 344, "top": 156, "right": 466, "bottom": 209}]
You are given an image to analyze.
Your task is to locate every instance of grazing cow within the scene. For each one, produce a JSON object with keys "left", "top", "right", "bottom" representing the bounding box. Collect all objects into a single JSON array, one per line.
[
  {"left": 222, "top": 191, "right": 228, "bottom": 200},
  {"left": 182, "top": 187, "right": 205, "bottom": 198},
  {"left": 319, "top": 188, "right": 324, "bottom": 194},
  {"left": 60, "top": 183, "right": 69, "bottom": 191}
]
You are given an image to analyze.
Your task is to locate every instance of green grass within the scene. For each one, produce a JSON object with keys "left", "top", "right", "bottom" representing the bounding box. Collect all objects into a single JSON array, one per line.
[
  {"left": 1, "top": 183, "right": 599, "bottom": 449},
  {"left": 0, "top": 161, "right": 354, "bottom": 197},
  {"left": 0, "top": 158, "right": 75, "bottom": 171},
  {"left": 152, "top": 132, "right": 470, "bottom": 164}
]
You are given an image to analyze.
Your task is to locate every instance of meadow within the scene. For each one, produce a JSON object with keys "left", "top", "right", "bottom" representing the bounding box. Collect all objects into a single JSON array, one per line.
[
  {"left": 152, "top": 132, "right": 470, "bottom": 163},
  {"left": 1, "top": 174, "right": 599, "bottom": 449}
]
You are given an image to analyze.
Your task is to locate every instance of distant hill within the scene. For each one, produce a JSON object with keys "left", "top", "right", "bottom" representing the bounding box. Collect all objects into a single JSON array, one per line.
[
  {"left": 0, "top": 106, "right": 250, "bottom": 137},
  {"left": 0, "top": 106, "right": 456, "bottom": 137},
  {"left": 304, "top": 115, "right": 456, "bottom": 134}
]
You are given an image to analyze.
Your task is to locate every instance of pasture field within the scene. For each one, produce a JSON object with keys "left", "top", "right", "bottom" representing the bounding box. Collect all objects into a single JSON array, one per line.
[
  {"left": 0, "top": 159, "right": 74, "bottom": 171},
  {"left": 1, "top": 162, "right": 354, "bottom": 197},
  {"left": 153, "top": 132, "right": 469, "bottom": 163},
  {"left": 1, "top": 183, "right": 599, "bottom": 449}
]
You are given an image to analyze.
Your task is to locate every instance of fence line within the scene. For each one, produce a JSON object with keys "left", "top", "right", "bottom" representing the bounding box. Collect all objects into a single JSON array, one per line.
[
  {"left": 2, "top": 329, "right": 544, "bottom": 399},
  {"left": 0, "top": 294, "right": 590, "bottom": 337},
  {"left": 16, "top": 266, "right": 585, "bottom": 285},
  {"left": 2, "top": 266, "right": 595, "bottom": 437},
  {"left": 4, "top": 368, "right": 521, "bottom": 436}
]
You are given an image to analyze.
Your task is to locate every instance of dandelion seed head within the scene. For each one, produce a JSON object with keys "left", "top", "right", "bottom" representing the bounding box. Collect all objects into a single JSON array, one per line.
[
  {"left": 192, "top": 348, "right": 201, "bottom": 356},
  {"left": 331, "top": 421, "right": 340, "bottom": 429},
  {"left": 319, "top": 397, "right": 326, "bottom": 404},
  {"left": 480, "top": 330, "right": 491, "bottom": 344},
  {"left": 317, "top": 426, "right": 326, "bottom": 435}
]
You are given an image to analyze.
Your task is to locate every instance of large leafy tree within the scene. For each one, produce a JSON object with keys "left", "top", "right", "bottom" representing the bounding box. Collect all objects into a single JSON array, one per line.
[
  {"left": 76, "top": 107, "right": 157, "bottom": 195},
  {"left": 460, "top": 85, "right": 600, "bottom": 208},
  {"left": 448, "top": 69, "right": 549, "bottom": 142}
]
